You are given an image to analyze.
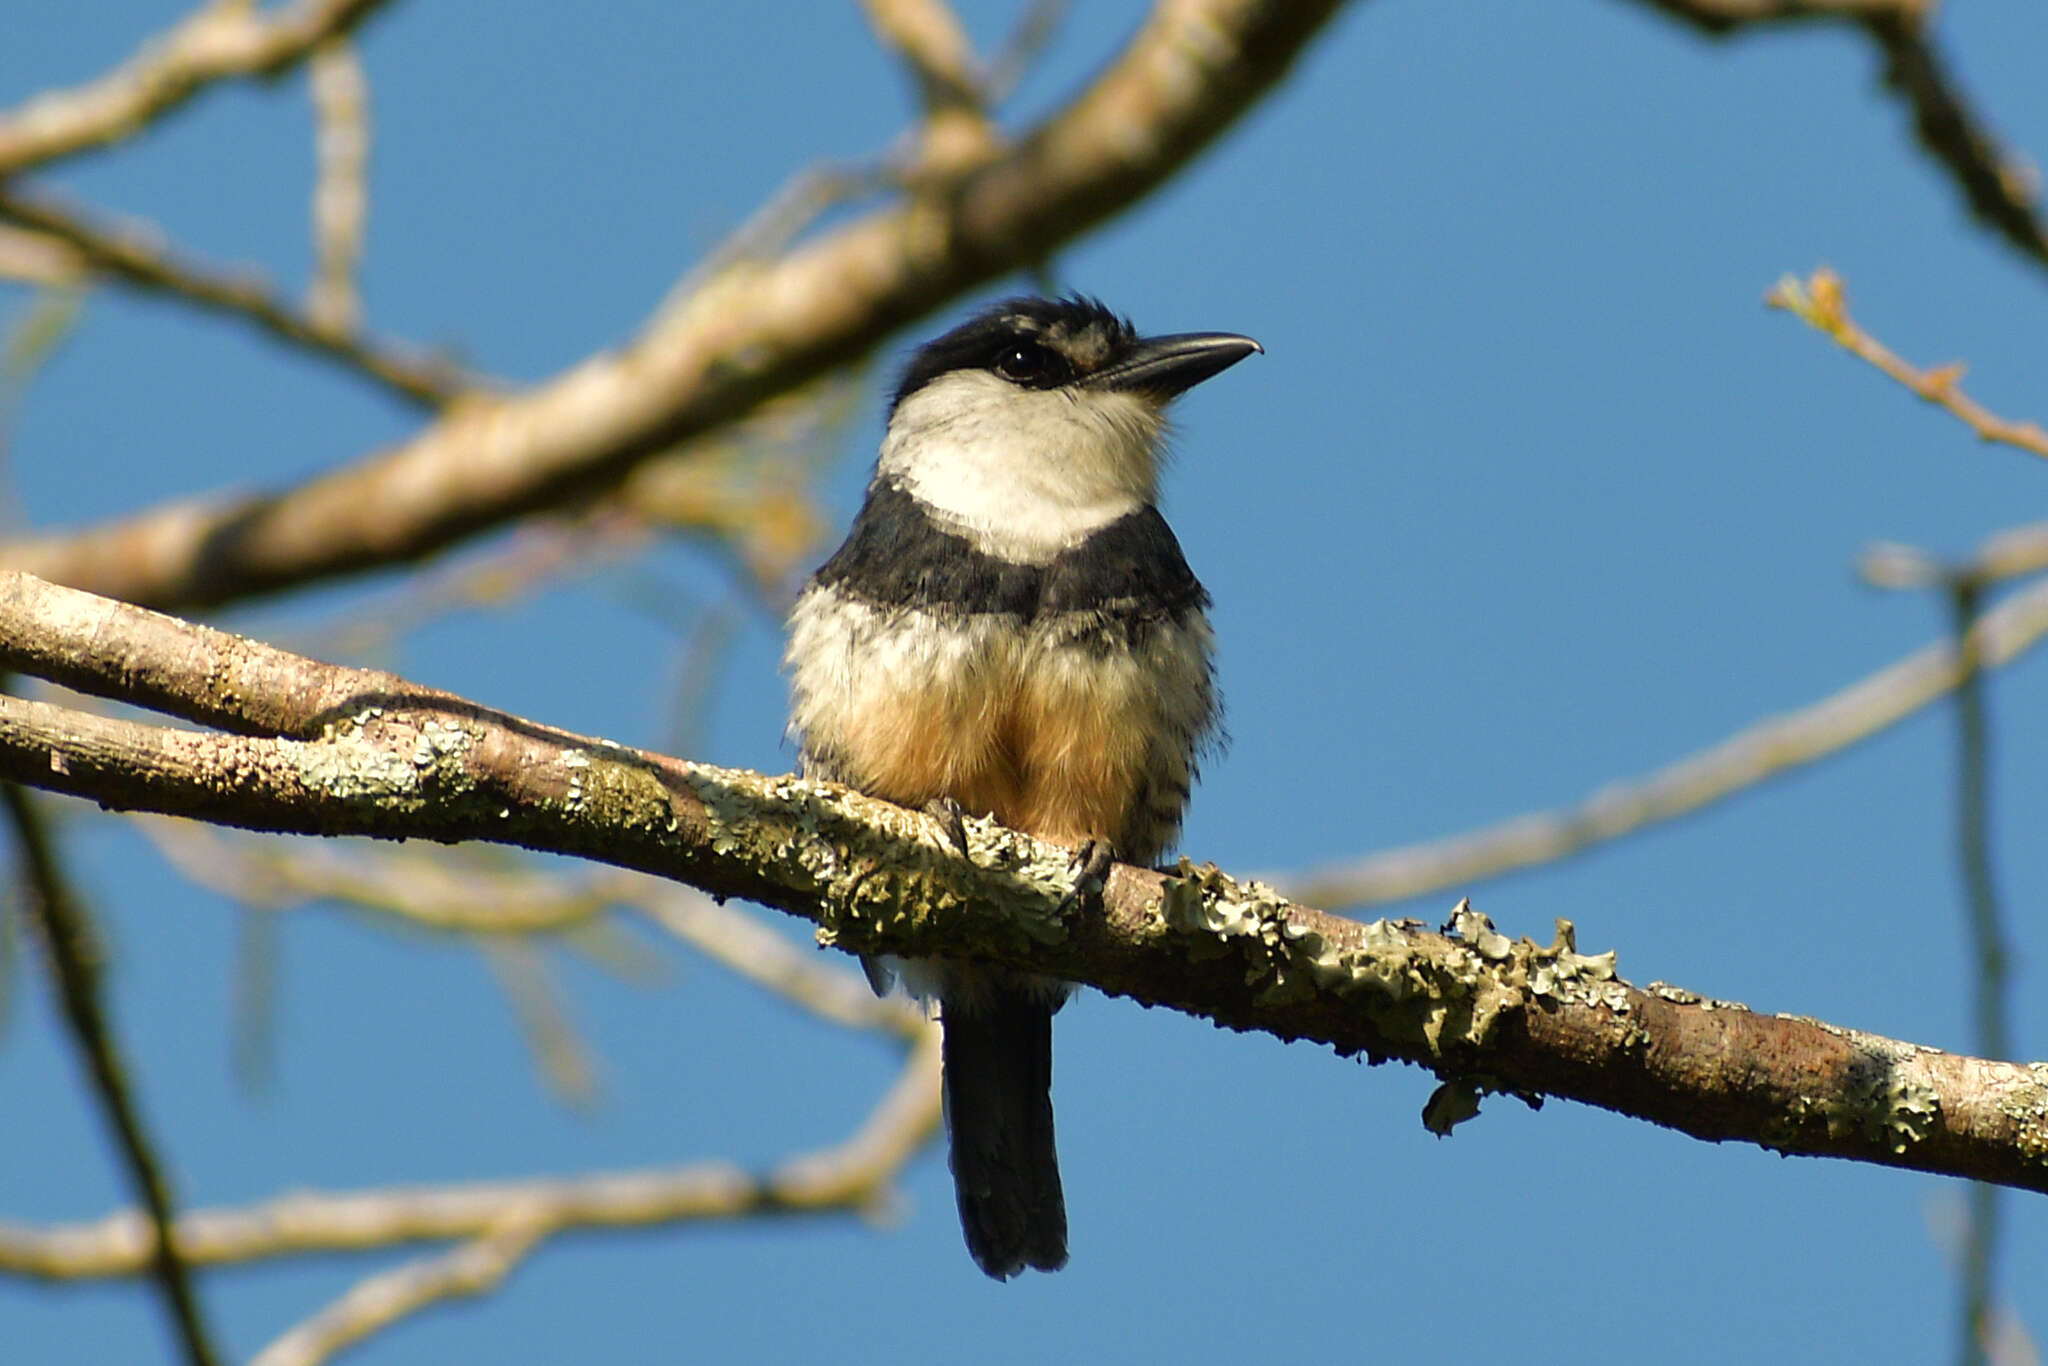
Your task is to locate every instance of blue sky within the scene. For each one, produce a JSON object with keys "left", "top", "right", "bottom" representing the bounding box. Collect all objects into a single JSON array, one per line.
[{"left": 8, "top": 2, "right": 2048, "bottom": 1362}]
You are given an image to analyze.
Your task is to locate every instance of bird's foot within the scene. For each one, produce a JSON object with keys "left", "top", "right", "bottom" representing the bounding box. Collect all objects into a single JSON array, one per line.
[
  {"left": 1056, "top": 839, "right": 1115, "bottom": 917},
  {"left": 926, "top": 796, "right": 974, "bottom": 860}
]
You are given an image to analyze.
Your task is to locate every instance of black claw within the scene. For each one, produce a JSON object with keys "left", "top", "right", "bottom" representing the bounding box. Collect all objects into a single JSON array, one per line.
[
  {"left": 1055, "top": 839, "right": 1115, "bottom": 917},
  {"left": 926, "top": 796, "right": 974, "bottom": 859}
]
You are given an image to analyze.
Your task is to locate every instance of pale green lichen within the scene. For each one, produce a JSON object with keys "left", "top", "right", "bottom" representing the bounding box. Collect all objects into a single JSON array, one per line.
[
  {"left": 284, "top": 711, "right": 482, "bottom": 809},
  {"left": 1446, "top": 900, "right": 1512, "bottom": 962},
  {"left": 1522, "top": 919, "right": 1630, "bottom": 1013},
  {"left": 572, "top": 752, "right": 679, "bottom": 839},
  {"left": 690, "top": 772, "right": 1074, "bottom": 961},
  {"left": 559, "top": 749, "right": 591, "bottom": 810},
  {"left": 288, "top": 716, "right": 426, "bottom": 802},
  {"left": 1998, "top": 1066, "right": 2048, "bottom": 1164},
  {"left": 411, "top": 717, "right": 471, "bottom": 769},
  {"left": 1809, "top": 1040, "right": 1940, "bottom": 1154},
  {"left": 1158, "top": 866, "right": 1521, "bottom": 1054},
  {"left": 685, "top": 767, "right": 770, "bottom": 861}
]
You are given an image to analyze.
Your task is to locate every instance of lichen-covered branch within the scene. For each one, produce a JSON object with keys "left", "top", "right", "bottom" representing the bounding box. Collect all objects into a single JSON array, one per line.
[
  {"left": 0, "top": 0, "right": 396, "bottom": 177},
  {"left": 4, "top": 569, "right": 2048, "bottom": 1200},
  {"left": 1277, "top": 559, "right": 2048, "bottom": 909},
  {"left": 0, "top": 0, "right": 1346, "bottom": 612}
]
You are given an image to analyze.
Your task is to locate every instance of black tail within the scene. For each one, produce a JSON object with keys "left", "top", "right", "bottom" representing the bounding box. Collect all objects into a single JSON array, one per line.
[{"left": 940, "top": 982, "right": 1068, "bottom": 1279}]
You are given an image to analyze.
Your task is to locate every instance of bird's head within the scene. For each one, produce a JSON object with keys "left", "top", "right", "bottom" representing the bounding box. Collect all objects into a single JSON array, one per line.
[{"left": 878, "top": 296, "right": 1260, "bottom": 558}]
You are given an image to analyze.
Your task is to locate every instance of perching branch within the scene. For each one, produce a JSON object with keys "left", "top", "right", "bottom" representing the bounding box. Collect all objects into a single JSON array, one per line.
[
  {"left": 4, "top": 569, "right": 2048, "bottom": 1200},
  {"left": 0, "top": 0, "right": 1346, "bottom": 612}
]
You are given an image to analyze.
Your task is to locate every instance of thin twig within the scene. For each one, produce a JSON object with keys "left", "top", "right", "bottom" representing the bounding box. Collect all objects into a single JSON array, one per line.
[
  {"left": 249, "top": 1215, "right": 550, "bottom": 1366},
  {"left": 1949, "top": 580, "right": 2009, "bottom": 1366},
  {"left": 1, "top": 784, "right": 222, "bottom": 1366},
  {"left": 230, "top": 906, "right": 278, "bottom": 1091},
  {"left": 0, "top": 186, "right": 469, "bottom": 409},
  {"left": 1861, "top": 12, "right": 2048, "bottom": 276},
  {"left": 305, "top": 39, "right": 369, "bottom": 337},
  {"left": 135, "top": 821, "right": 923, "bottom": 1038},
  {"left": 476, "top": 936, "right": 600, "bottom": 1109},
  {"left": 1637, "top": 2, "right": 2048, "bottom": 275},
  {"left": 855, "top": 0, "right": 1000, "bottom": 180},
  {"left": 858, "top": 0, "right": 984, "bottom": 123},
  {"left": 1277, "top": 565, "right": 2048, "bottom": 909},
  {"left": 0, "top": 0, "right": 396, "bottom": 176},
  {"left": 982, "top": 0, "right": 1072, "bottom": 104},
  {"left": 1, "top": 1028, "right": 942, "bottom": 1279},
  {"left": 1768, "top": 268, "right": 2048, "bottom": 460},
  {"left": 1862, "top": 521, "right": 2048, "bottom": 594}
]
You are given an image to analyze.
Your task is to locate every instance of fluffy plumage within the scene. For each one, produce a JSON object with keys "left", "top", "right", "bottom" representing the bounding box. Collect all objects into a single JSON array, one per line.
[{"left": 784, "top": 296, "right": 1257, "bottom": 1278}]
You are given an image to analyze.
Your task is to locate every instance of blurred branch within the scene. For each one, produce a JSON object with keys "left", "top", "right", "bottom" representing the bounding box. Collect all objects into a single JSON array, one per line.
[
  {"left": 2, "top": 784, "right": 221, "bottom": 1366},
  {"left": 0, "top": 0, "right": 396, "bottom": 177},
  {"left": 138, "top": 820, "right": 923, "bottom": 1038},
  {"left": 1276, "top": 560, "right": 2048, "bottom": 910},
  {"left": 1873, "top": 534, "right": 2044, "bottom": 1364},
  {"left": 1860, "top": 11, "right": 2048, "bottom": 277},
  {"left": 0, "top": 0, "right": 1347, "bottom": 612},
  {"left": 1770, "top": 268, "right": 2048, "bottom": 460},
  {"left": 1640, "top": 3, "right": 2048, "bottom": 275},
  {"left": 1946, "top": 583, "right": 2012, "bottom": 1075},
  {"left": 1636, "top": 0, "right": 1926, "bottom": 19},
  {"left": 2, "top": 1025, "right": 942, "bottom": 1280},
  {"left": 0, "top": 224, "right": 86, "bottom": 287},
  {"left": 305, "top": 39, "right": 369, "bottom": 337},
  {"left": 1862, "top": 521, "right": 2048, "bottom": 593},
  {"left": 249, "top": 1214, "right": 549, "bottom": 1366},
  {"left": 0, "top": 186, "right": 469, "bottom": 408},
  {"left": 229, "top": 905, "right": 279, "bottom": 1090},
  {"left": 7, "top": 573, "right": 2048, "bottom": 1200},
  {"left": 1, "top": 286, "right": 87, "bottom": 514},
  {"left": 859, "top": 0, "right": 987, "bottom": 128},
  {"left": 983, "top": 0, "right": 1073, "bottom": 104},
  {"left": 1947, "top": 573, "right": 2009, "bottom": 1366},
  {"left": 477, "top": 936, "right": 601, "bottom": 1109}
]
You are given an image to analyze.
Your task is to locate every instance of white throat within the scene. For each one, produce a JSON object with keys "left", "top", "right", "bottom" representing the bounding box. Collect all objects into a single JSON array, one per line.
[{"left": 877, "top": 370, "right": 1166, "bottom": 564}]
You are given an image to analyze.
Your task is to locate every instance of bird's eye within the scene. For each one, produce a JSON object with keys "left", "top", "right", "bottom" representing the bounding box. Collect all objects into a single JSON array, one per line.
[{"left": 994, "top": 342, "right": 1054, "bottom": 384}]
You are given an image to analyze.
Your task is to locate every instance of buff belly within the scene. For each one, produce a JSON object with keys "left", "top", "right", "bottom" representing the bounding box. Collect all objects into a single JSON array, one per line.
[{"left": 786, "top": 594, "right": 1212, "bottom": 863}]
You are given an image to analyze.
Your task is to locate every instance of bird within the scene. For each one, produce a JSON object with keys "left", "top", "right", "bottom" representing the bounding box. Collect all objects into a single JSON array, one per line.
[{"left": 783, "top": 295, "right": 1260, "bottom": 1278}]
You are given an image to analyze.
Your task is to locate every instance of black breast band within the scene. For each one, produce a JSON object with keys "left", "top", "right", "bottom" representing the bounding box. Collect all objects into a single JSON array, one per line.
[{"left": 811, "top": 478, "right": 1209, "bottom": 625}]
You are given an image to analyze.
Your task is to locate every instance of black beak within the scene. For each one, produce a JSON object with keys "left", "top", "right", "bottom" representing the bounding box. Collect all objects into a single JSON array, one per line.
[{"left": 1090, "top": 331, "right": 1262, "bottom": 398}]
